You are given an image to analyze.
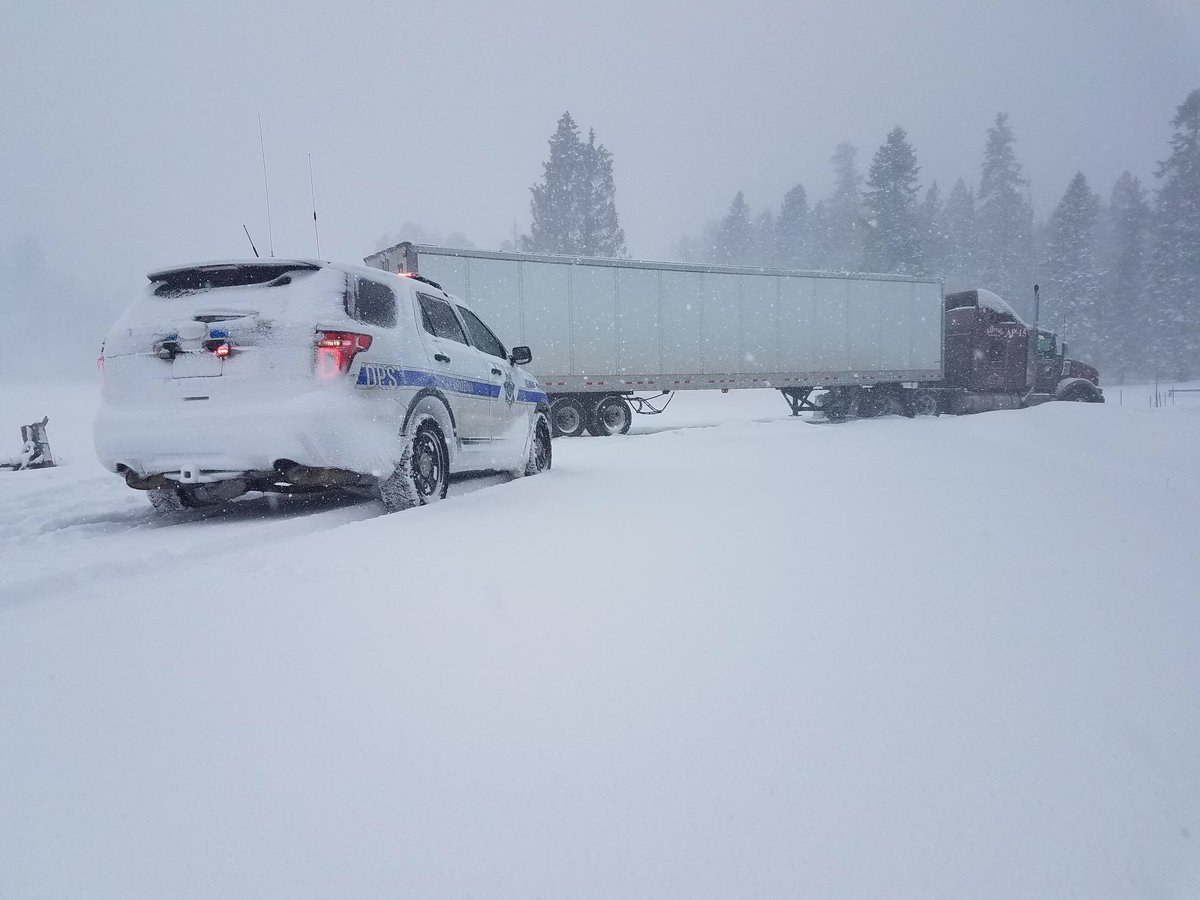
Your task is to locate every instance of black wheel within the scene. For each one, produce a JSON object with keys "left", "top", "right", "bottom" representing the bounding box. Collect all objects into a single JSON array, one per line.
[
  {"left": 819, "top": 389, "right": 858, "bottom": 422},
  {"left": 1061, "top": 382, "right": 1103, "bottom": 403},
  {"left": 378, "top": 421, "right": 449, "bottom": 512},
  {"left": 550, "top": 397, "right": 587, "bottom": 438},
  {"left": 870, "top": 391, "right": 905, "bottom": 417},
  {"left": 524, "top": 413, "right": 553, "bottom": 476},
  {"left": 910, "top": 390, "right": 940, "bottom": 417},
  {"left": 587, "top": 396, "right": 632, "bottom": 436},
  {"left": 147, "top": 486, "right": 188, "bottom": 513}
]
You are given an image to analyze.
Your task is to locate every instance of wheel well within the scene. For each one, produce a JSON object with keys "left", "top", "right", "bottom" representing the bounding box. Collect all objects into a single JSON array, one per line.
[{"left": 403, "top": 391, "right": 456, "bottom": 466}]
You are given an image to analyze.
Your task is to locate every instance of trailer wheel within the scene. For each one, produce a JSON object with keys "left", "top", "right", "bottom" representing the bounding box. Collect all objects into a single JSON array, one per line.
[
  {"left": 910, "top": 390, "right": 940, "bottom": 417},
  {"left": 550, "top": 397, "right": 587, "bottom": 437},
  {"left": 871, "top": 391, "right": 905, "bottom": 417},
  {"left": 819, "top": 388, "right": 858, "bottom": 422},
  {"left": 587, "top": 396, "right": 632, "bottom": 436}
]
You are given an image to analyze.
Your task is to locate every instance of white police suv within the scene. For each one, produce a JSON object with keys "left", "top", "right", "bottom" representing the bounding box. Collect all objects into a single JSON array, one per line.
[{"left": 94, "top": 259, "right": 552, "bottom": 513}]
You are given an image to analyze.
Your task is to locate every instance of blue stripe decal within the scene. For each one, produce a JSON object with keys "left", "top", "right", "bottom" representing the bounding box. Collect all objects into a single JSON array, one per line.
[{"left": 357, "top": 363, "right": 534, "bottom": 401}]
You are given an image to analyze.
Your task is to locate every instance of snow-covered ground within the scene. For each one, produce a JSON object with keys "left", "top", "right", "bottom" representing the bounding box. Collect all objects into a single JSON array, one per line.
[{"left": 2, "top": 380, "right": 1199, "bottom": 898}]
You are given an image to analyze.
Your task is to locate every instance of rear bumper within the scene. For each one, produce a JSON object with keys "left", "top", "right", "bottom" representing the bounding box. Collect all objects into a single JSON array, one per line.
[{"left": 94, "top": 391, "right": 405, "bottom": 481}]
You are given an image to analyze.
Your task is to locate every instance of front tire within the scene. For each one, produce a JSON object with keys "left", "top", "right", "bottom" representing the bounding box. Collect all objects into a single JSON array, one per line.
[
  {"left": 524, "top": 412, "right": 553, "bottom": 476},
  {"left": 550, "top": 397, "right": 587, "bottom": 438},
  {"left": 378, "top": 421, "right": 449, "bottom": 513}
]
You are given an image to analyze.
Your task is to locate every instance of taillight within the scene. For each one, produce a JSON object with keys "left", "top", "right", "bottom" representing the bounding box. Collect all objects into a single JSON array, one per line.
[{"left": 316, "top": 331, "right": 372, "bottom": 379}]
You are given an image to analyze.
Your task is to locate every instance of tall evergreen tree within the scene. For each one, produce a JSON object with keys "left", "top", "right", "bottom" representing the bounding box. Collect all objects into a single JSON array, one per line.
[
  {"left": 1044, "top": 172, "right": 1102, "bottom": 357},
  {"left": 524, "top": 112, "right": 626, "bottom": 257},
  {"left": 978, "top": 113, "right": 1035, "bottom": 315},
  {"left": 862, "top": 126, "right": 925, "bottom": 274},
  {"left": 812, "top": 143, "right": 864, "bottom": 271},
  {"left": 775, "top": 183, "right": 810, "bottom": 269},
  {"left": 920, "top": 182, "right": 947, "bottom": 278},
  {"left": 1102, "top": 172, "right": 1151, "bottom": 380},
  {"left": 943, "top": 178, "right": 980, "bottom": 290},
  {"left": 714, "top": 192, "right": 754, "bottom": 264},
  {"left": 752, "top": 208, "right": 777, "bottom": 267},
  {"left": 577, "top": 129, "right": 626, "bottom": 257},
  {"left": 1147, "top": 89, "right": 1200, "bottom": 378}
]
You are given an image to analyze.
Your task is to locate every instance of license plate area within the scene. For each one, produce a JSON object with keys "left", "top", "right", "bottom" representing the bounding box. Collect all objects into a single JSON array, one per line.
[{"left": 172, "top": 351, "right": 223, "bottom": 378}]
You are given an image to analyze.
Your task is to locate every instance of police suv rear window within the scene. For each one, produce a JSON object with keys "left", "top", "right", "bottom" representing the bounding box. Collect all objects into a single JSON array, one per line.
[
  {"left": 348, "top": 277, "right": 397, "bottom": 328},
  {"left": 150, "top": 263, "right": 317, "bottom": 297}
]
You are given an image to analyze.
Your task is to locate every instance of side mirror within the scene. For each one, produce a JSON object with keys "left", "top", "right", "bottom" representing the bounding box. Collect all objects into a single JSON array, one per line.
[{"left": 510, "top": 346, "right": 532, "bottom": 366}]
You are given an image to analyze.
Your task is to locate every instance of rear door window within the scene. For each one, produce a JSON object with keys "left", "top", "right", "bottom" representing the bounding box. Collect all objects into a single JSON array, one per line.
[
  {"left": 457, "top": 306, "right": 507, "bottom": 359},
  {"left": 348, "top": 277, "right": 397, "bottom": 328},
  {"left": 417, "top": 293, "right": 469, "bottom": 345}
]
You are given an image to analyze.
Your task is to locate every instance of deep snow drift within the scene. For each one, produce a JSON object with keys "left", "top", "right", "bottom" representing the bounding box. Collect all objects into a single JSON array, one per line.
[{"left": 1, "top": 381, "right": 1198, "bottom": 898}]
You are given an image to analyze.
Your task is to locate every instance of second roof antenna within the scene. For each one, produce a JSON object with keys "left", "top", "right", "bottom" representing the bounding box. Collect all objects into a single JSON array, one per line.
[
  {"left": 258, "top": 112, "right": 275, "bottom": 257},
  {"left": 308, "top": 153, "right": 321, "bottom": 258}
]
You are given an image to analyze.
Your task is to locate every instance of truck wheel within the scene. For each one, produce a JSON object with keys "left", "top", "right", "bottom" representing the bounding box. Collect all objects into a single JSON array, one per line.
[
  {"left": 524, "top": 413, "right": 553, "bottom": 476},
  {"left": 819, "top": 389, "right": 858, "bottom": 422},
  {"left": 910, "top": 390, "right": 940, "bottom": 417},
  {"left": 551, "top": 397, "right": 587, "bottom": 437},
  {"left": 378, "top": 420, "right": 448, "bottom": 512},
  {"left": 147, "top": 486, "right": 188, "bottom": 513},
  {"left": 1061, "top": 382, "right": 1103, "bottom": 403},
  {"left": 587, "top": 396, "right": 632, "bottom": 436},
  {"left": 872, "top": 392, "right": 905, "bottom": 417}
]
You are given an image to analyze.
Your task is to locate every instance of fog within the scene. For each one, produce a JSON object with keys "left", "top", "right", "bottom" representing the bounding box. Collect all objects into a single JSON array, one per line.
[{"left": 2, "top": 0, "right": 1198, "bottom": 375}]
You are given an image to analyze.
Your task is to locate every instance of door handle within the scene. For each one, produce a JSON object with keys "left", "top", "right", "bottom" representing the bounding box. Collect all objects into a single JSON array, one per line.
[
  {"left": 491, "top": 367, "right": 503, "bottom": 376},
  {"left": 434, "top": 353, "right": 450, "bottom": 363}
]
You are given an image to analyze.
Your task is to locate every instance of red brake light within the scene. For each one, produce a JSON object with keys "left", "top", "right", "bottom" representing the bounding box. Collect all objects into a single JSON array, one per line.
[
  {"left": 213, "top": 342, "right": 231, "bottom": 358},
  {"left": 316, "top": 331, "right": 372, "bottom": 379}
]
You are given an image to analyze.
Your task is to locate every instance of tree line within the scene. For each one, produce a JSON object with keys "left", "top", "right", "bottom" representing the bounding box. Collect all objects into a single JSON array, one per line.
[{"left": 518, "top": 92, "right": 1200, "bottom": 381}]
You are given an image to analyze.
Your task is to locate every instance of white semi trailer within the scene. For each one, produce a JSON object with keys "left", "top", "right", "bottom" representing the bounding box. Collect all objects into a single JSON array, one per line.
[{"left": 365, "top": 242, "right": 945, "bottom": 436}]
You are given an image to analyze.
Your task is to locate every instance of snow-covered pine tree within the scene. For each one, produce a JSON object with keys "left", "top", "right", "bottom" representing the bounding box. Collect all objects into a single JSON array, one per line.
[
  {"left": 978, "top": 113, "right": 1036, "bottom": 316},
  {"left": 812, "top": 143, "right": 864, "bottom": 271},
  {"left": 1044, "top": 172, "right": 1102, "bottom": 359},
  {"left": 578, "top": 129, "right": 627, "bottom": 257},
  {"left": 525, "top": 112, "right": 583, "bottom": 254},
  {"left": 775, "top": 183, "right": 810, "bottom": 269},
  {"left": 1147, "top": 89, "right": 1200, "bottom": 379},
  {"left": 1102, "top": 172, "right": 1151, "bottom": 380},
  {"left": 752, "top": 208, "right": 777, "bottom": 267},
  {"left": 862, "top": 127, "right": 925, "bottom": 275},
  {"left": 943, "top": 178, "right": 980, "bottom": 291},
  {"left": 920, "top": 182, "right": 947, "bottom": 278},
  {"left": 714, "top": 192, "right": 754, "bottom": 265},
  {"left": 524, "top": 113, "right": 626, "bottom": 257}
]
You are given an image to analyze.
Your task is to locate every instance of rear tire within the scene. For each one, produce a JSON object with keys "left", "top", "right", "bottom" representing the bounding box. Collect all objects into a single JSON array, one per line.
[
  {"left": 910, "top": 390, "right": 940, "bottom": 417},
  {"left": 524, "top": 413, "right": 553, "bottom": 476},
  {"left": 378, "top": 421, "right": 449, "bottom": 513},
  {"left": 587, "top": 396, "right": 633, "bottom": 436},
  {"left": 550, "top": 397, "right": 587, "bottom": 438},
  {"left": 147, "top": 487, "right": 188, "bottom": 513}
]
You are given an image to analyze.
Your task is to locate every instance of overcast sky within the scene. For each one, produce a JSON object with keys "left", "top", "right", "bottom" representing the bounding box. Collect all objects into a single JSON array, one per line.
[{"left": 2, "top": 0, "right": 1198, "bottom": 303}]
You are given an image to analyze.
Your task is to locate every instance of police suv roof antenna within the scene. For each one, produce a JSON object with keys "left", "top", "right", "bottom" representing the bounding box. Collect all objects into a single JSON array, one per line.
[
  {"left": 308, "top": 153, "right": 321, "bottom": 258},
  {"left": 242, "top": 224, "right": 260, "bottom": 258},
  {"left": 257, "top": 112, "right": 275, "bottom": 257}
]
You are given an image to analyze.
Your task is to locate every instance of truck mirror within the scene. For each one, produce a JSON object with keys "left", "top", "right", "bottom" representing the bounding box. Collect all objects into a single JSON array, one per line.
[{"left": 510, "top": 346, "right": 533, "bottom": 366}]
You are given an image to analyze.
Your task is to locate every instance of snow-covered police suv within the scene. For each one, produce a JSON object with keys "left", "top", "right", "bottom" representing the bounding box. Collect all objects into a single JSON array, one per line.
[{"left": 94, "top": 259, "right": 552, "bottom": 512}]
